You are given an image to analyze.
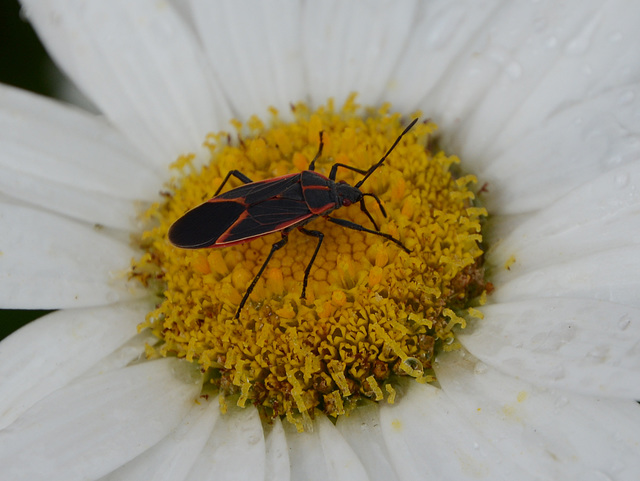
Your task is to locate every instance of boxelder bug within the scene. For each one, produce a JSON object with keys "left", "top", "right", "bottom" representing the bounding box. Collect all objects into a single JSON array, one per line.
[{"left": 169, "top": 118, "right": 418, "bottom": 318}]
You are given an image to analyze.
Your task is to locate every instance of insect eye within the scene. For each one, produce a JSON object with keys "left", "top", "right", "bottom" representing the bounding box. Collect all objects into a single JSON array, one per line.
[{"left": 343, "top": 199, "right": 352, "bottom": 206}]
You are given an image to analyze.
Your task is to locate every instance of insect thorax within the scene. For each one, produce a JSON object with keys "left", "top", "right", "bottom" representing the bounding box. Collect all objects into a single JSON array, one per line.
[{"left": 335, "top": 181, "right": 362, "bottom": 207}]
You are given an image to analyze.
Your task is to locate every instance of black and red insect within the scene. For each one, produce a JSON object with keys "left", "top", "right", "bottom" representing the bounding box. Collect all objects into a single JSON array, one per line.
[{"left": 169, "top": 118, "right": 418, "bottom": 318}]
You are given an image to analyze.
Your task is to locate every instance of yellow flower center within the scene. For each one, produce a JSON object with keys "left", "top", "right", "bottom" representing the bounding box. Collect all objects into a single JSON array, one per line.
[{"left": 131, "top": 97, "right": 490, "bottom": 431}]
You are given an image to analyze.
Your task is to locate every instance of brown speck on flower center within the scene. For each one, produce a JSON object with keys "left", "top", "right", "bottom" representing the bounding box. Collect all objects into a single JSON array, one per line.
[{"left": 130, "top": 95, "right": 489, "bottom": 431}]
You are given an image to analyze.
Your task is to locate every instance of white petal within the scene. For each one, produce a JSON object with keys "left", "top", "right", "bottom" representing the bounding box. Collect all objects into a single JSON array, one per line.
[
  {"left": 283, "top": 420, "right": 328, "bottom": 481},
  {"left": 0, "top": 301, "right": 150, "bottom": 429},
  {"left": 0, "top": 358, "right": 203, "bottom": 481},
  {"left": 302, "top": 0, "right": 418, "bottom": 109},
  {"left": 0, "top": 84, "right": 164, "bottom": 229},
  {"left": 444, "top": 0, "right": 640, "bottom": 156},
  {"left": 78, "top": 329, "right": 158, "bottom": 380},
  {"left": 493, "top": 246, "right": 640, "bottom": 308},
  {"left": 0, "top": 201, "right": 145, "bottom": 308},
  {"left": 101, "top": 397, "right": 220, "bottom": 481},
  {"left": 22, "top": 0, "right": 232, "bottom": 164},
  {"left": 435, "top": 350, "right": 640, "bottom": 480},
  {"left": 459, "top": 298, "right": 640, "bottom": 398},
  {"left": 190, "top": 0, "right": 306, "bottom": 120},
  {"left": 392, "top": 1, "right": 640, "bottom": 213},
  {"left": 389, "top": 0, "right": 504, "bottom": 113},
  {"left": 468, "top": 0, "right": 640, "bottom": 163},
  {"left": 265, "top": 417, "right": 291, "bottom": 481},
  {"left": 489, "top": 160, "right": 640, "bottom": 281},
  {"left": 379, "top": 381, "right": 526, "bottom": 481},
  {"left": 487, "top": 159, "right": 640, "bottom": 308},
  {"left": 187, "top": 405, "right": 265, "bottom": 481},
  {"left": 479, "top": 83, "right": 640, "bottom": 215},
  {"left": 336, "top": 404, "right": 400, "bottom": 481},
  {"left": 315, "top": 414, "right": 369, "bottom": 481},
  {"left": 284, "top": 415, "right": 370, "bottom": 481}
]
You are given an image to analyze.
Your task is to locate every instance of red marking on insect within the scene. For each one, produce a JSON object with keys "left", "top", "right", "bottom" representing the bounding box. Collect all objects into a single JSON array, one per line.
[{"left": 169, "top": 118, "right": 419, "bottom": 318}]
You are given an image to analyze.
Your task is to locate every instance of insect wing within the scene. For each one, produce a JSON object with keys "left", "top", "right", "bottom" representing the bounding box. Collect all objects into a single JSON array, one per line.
[
  {"left": 169, "top": 173, "right": 312, "bottom": 248},
  {"left": 216, "top": 173, "right": 300, "bottom": 203},
  {"left": 168, "top": 199, "right": 245, "bottom": 248},
  {"left": 218, "top": 182, "right": 313, "bottom": 245},
  {"left": 300, "top": 171, "right": 337, "bottom": 214}
]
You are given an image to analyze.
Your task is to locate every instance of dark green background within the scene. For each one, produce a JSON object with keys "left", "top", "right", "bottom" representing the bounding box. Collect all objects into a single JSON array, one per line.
[{"left": 1, "top": 0, "right": 65, "bottom": 339}]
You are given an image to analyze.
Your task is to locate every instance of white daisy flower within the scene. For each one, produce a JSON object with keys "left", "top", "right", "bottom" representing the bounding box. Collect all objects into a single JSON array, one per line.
[{"left": 1, "top": 1, "right": 639, "bottom": 480}]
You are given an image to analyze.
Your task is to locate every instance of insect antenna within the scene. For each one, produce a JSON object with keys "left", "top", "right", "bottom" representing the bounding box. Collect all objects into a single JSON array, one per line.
[
  {"left": 355, "top": 118, "right": 419, "bottom": 189},
  {"left": 308, "top": 131, "right": 325, "bottom": 171}
]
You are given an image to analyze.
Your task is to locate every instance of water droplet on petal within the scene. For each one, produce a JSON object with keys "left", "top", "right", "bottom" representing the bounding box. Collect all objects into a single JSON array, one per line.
[
  {"left": 425, "top": 6, "right": 466, "bottom": 49},
  {"left": 577, "top": 469, "right": 614, "bottom": 481},
  {"left": 617, "top": 314, "right": 631, "bottom": 331},
  {"left": 566, "top": 37, "right": 589, "bottom": 55},
  {"left": 549, "top": 365, "right": 565, "bottom": 380},
  {"left": 618, "top": 90, "right": 634, "bottom": 105},
  {"left": 565, "top": 14, "right": 600, "bottom": 55},
  {"left": 587, "top": 345, "right": 609, "bottom": 363},
  {"left": 555, "top": 395, "right": 569, "bottom": 409},
  {"left": 614, "top": 172, "right": 630, "bottom": 188},
  {"left": 603, "top": 155, "right": 622, "bottom": 168},
  {"left": 106, "top": 291, "right": 120, "bottom": 304},
  {"left": 533, "top": 18, "right": 547, "bottom": 31},
  {"left": 609, "top": 32, "right": 623, "bottom": 43},
  {"left": 402, "top": 357, "right": 424, "bottom": 375},
  {"left": 474, "top": 362, "right": 488, "bottom": 375},
  {"left": 505, "top": 61, "right": 522, "bottom": 79}
]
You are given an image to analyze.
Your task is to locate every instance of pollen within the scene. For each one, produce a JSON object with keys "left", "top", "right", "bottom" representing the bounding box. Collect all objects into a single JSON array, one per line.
[{"left": 131, "top": 96, "right": 490, "bottom": 430}]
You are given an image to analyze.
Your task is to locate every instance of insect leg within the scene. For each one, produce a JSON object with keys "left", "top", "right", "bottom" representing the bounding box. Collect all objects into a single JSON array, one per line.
[
  {"left": 235, "top": 234, "right": 289, "bottom": 319},
  {"left": 361, "top": 193, "right": 387, "bottom": 218},
  {"left": 298, "top": 227, "right": 324, "bottom": 299},
  {"left": 326, "top": 216, "right": 410, "bottom": 254},
  {"left": 358, "top": 193, "right": 389, "bottom": 232},
  {"left": 214, "top": 170, "right": 254, "bottom": 196},
  {"left": 308, "top": 131, "right": 325, "bottom": 171}
]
